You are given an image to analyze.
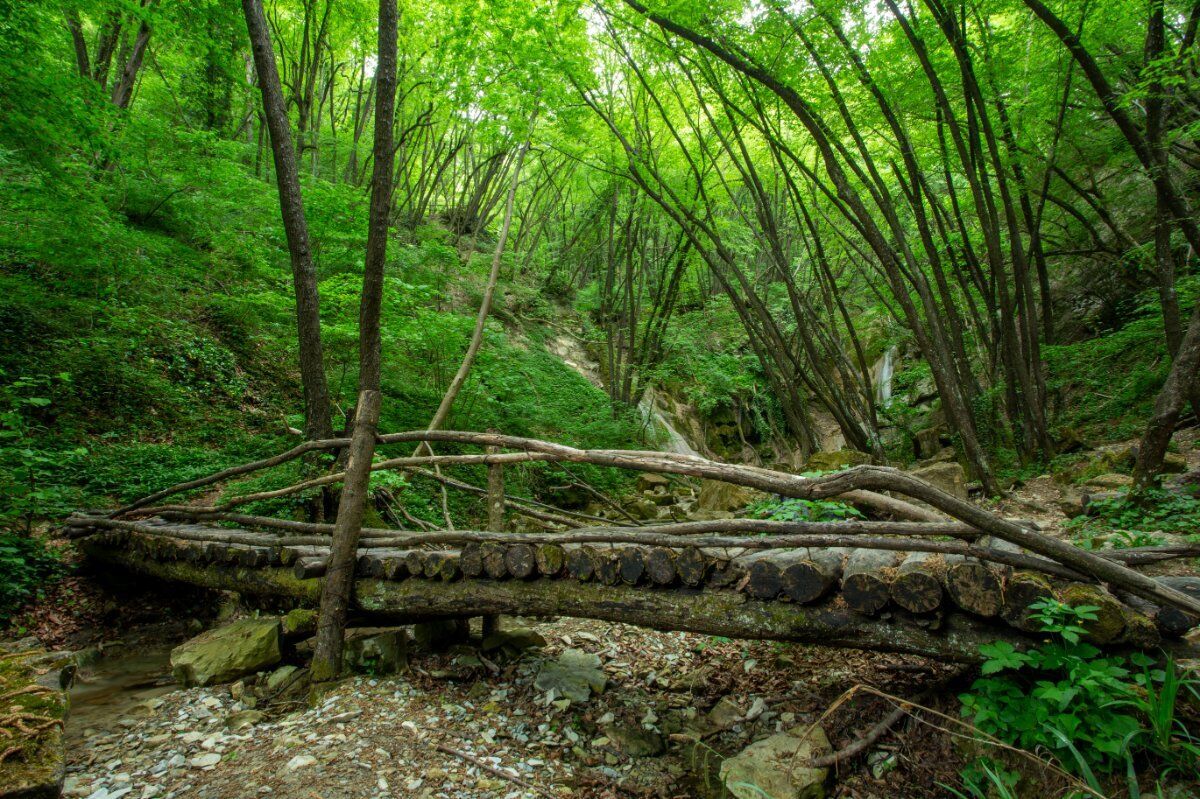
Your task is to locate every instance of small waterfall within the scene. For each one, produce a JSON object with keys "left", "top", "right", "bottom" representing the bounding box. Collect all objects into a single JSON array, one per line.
[
  {"left": 638, "top": 387, "right": 702, "bottom": 457},
  {"left": 873, "top": 346, "right": 898, "bottom": 405}
]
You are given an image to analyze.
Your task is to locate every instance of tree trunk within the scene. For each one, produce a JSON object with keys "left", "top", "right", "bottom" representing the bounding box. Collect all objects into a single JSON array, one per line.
[
  {"left": 422, "top": 108, "right": 537, "bottom": 436},
  {"left": 310, "top": 390, "right": 381, "bottom": 681},
  {"left": 242, "top": 0, "right": 333, "bottom": 441}
]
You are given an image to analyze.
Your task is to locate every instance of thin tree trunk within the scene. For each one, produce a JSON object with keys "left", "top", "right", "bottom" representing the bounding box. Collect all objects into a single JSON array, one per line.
[
  {"left": 310, "top": 390, "right": 381, "bottom": 681},
  {"left": 422, "top": 108, "right": 538, "bottom": 436},
  {"left": 242, "top": 0, "right": 333, "bottom": 441},
  {"left": 309, "top": 0, "right": 398, "bottom": 681}
]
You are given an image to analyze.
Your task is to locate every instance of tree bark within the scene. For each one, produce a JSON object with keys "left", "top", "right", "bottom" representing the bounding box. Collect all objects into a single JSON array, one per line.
[
  {"left": 310, "top": 390, "right": 381, "bottom": 682},
  {"left": 242, "top": 0, "right": 334, "bottom": 441}
]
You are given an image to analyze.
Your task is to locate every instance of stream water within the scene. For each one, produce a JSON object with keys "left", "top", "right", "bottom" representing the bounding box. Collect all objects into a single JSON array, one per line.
[{"left": 66, "top": 638, "right": 179, "bottom": 741}]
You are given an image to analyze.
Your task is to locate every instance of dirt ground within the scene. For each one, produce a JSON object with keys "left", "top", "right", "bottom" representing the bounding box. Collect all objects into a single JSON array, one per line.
[{"left": 59, "top": 613, "right": 970, "bottom": 799}]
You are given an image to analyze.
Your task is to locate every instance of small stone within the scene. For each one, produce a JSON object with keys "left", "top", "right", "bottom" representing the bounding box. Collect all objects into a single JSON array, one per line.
[
  {"left": 190, "top": 753, "right": 221, "bottom": 769},
  {"left": 286, "top": 755, "right": 317, "bottom": 770},
  {"left": 225, "top": 709, "right": 265, "bottom": 731}
]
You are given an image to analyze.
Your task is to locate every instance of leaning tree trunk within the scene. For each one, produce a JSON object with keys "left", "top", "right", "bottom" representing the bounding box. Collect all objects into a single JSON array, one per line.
[
  {"left": 310, "top": 0, "right": 398, "bottom": 681},
  {"left": 421, "top": 107, "right": 538, "bottom": 438},
  {"left": 310, "top": 391, "right": 381, "bottom": 681}
]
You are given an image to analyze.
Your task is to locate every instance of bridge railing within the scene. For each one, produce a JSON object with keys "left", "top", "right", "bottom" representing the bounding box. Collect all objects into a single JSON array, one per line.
[{"left": 65, "top": 429, "right": 1200, "bottom": 618}]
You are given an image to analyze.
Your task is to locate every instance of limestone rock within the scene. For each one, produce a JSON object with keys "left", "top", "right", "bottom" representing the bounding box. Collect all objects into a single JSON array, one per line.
[
  {"left": 224, "top": 710, "right": 264, "bottom": 731},
  {"left": 533, "top": 648, "right": 607, "bottom": 702},
  {"left": 343, "top": 628, "right": 408, "bottom": 675},
  {"left": 913, "top": 427, "right": 946, "bottom": 460},
  {"left": 1085, "top": 473, "right": 1133, "bottom": 489},
  {"left": 697, "top": 480, "right": 765, "bottom": 513},
  {"left": 801, "top": 449, "right": 870, "bottom": 474},
  {"left": 909, "top": 461, "right": 967, "bottom": 500},
  {"left": 170, "top": 618, "right": 281, "bottom": 688},
  {"left": 638, "top": 473, "right": 672, "bottom": 492},
  {"left": 481, "top": 627, "right": 547, "bottom": 657},
  {"left": 627, "top": 498, "right": 662, "bottom": 521},
  {"left": 1163, "top": 452, "right": 1188, "bottom": 473},
  {"left": 265, "top": 665, "right": 300, "bottom": 693},
  {"left": 720, "top": 725, "right": 831, "bottom": 799},
  {"left": 603, "top": 723, "right": 665, "bottom": 758}
]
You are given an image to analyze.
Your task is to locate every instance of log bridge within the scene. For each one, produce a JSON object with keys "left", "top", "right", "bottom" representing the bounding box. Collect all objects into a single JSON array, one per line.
[{"left": 67, "top": 430, "right": 1200, "bottom": 663}]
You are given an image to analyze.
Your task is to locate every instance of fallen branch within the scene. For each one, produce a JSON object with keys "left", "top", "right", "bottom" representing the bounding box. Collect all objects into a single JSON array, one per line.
[{"left": 434, "top": 743, "right": 558, "bottom": 799}]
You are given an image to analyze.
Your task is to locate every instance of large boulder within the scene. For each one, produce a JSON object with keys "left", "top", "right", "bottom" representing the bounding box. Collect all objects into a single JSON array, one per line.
[
  {"left": 170, "top": 617, "right": 282, "bottom": 687},
  {"left": 801, "top": 449, "right": 869, "bottom": 474},
  {"left": 696, "top": 480, "right": 766, "bottom": 513},
  {"left": 720, "top": 725, "right": 831, "bottom": 799},
  {"left": 908, "top": 461, "right": 967, "bottom": 501}
]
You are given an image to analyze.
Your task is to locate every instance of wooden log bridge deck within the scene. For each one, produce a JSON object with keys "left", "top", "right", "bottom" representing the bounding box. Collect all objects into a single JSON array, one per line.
[
  {"left": 67, "top": 513, "right": 1200, "bottom": 663},
  {"left": 66, "top": 429, "right": 1200, "bottom": 664}
]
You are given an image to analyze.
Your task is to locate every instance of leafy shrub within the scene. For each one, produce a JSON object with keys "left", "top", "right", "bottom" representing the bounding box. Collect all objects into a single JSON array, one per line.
[
  {"left": 960, "top": 597, "right": 1200, "bottom": 782},
  {"left": 0, "top": 532, "right": 65, "bottom": 621},
  {"left": 1067, "top": 488, "right": 1200, "bottom": 547},
  {"left": 746, "top": 496, "right": 864, "bottom": 522}
]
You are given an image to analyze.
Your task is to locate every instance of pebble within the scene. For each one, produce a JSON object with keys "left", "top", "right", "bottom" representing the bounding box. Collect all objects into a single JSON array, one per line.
[
  {"left": 285, "top": 755, "right": 317, "bottom": 770},
  {"left": 190, "top": 753, "right": 221, "bottom": 768}
]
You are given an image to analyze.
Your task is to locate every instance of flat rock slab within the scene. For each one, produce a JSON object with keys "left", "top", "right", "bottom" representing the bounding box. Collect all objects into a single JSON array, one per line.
[
  {"left": 170, "top": 617, "right": 281, "bottom": 687},
  {"left": 0, "top": 641, "right": 75, "bottom": 799},
  {"left": 720, "top": 725, "right": 831, "bottom": 799}
]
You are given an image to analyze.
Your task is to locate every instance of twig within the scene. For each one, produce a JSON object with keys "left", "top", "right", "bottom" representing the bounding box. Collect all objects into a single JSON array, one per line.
[
  {"left": 435, "top": 742, "right": 559, "bottom": 798},
  {"left": 807, "top": 697, "right": 918, "bottom": 768}
]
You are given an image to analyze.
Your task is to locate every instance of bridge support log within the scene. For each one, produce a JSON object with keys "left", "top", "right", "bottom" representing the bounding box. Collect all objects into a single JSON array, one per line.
[{"left": 80, "top": 537, "right": 1147, "bottom": 664}]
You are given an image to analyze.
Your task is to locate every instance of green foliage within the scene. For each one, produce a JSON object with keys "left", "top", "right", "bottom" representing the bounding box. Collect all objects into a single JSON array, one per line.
[
  {"left": 746, "top": 496, "right": 864, "bottom": 523},
  {"left": 0, "top": 532, "right": 65, "bottom": 621},
  {"left": 960, "top": 598, "right": 1200, "bottom": 783},
  {"left": 1067, "top": 488, "right": 1200, "bottom": 548}
]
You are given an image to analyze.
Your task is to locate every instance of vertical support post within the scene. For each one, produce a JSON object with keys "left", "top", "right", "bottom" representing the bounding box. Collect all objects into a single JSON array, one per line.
[
  {"left": 311, "top": 389, "right": 381, "bottom": 682},
  {"left": 482, "top": 429, "right": 504, "bottom": 639}
]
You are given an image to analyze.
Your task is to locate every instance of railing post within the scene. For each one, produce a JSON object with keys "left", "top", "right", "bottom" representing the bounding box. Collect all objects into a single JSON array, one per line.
[{"left": 482, "top": 429, "right": 504, "bottom": 639}]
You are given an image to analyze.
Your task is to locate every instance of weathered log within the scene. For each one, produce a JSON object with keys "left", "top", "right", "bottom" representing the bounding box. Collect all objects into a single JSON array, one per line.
[
  {"left": 565, "top": 545, "right": 597, "bottom": 582},
  {"left": 504, "top": 544, "right": 537, "bottom": 580},
  {"left": 481, "top": 542, "right": 508, "bottom": 579},
  {"left": 379, "top": 554, "right": 410, "bottom": 581},
  {"left": 1153, "top": 577, "right": 1200, "bottom": 636},
  {"left": 82, "top": 537, "right": 1019, "bottom": 661},
  {"left": 1000, "top": 572, "right": 1055, "bottom": 631},
  {"left": 102, "top": 429, "right": 1200, "bottom": 616},
  {"left": 80, "top": 538, "right": 1200, "bottom": 662},
  {"left": 889, "top": 553, "right": 944, "bottom": 614},
  {"left": 841, "top": 549, "right": 901, "bottom": 615},
  {"left": 675, "top": 547, "right": 710, "bottom": 587},
  {"left": 422, "top": 552, "right": 460, "bottom": 582},
  {"left": 405, "top": 550, "right": 428, "bottom": 578},
  {"left": 738, "top": 551, "right": 801, "bottom": 600},
  {"left": 460, "top": 543, "right": 484, "bottom": 577},
  {"left": 706, "top": 549, "right": 748, "bottom": 589},
  {"left": 1061, "top": 584, "right": 1128, "bottom": 645},
  {"left": 592, "top": 547, "right": 622, "bottom": 586},
  {"left": 780, "top": 548, "right": 845, "bottom": 604},
  {"left": 280, "top": 545, "right": 328, "bottom": 566},
  {"left": 945, "top": 557, "right": 1004, "bottom": 617},
  {"left": 81, "top": 516, "right": 1087, "bottom": 580},
  {"left": 534, "top": 543, "right": 565, "bottom": 577},
  {"left": 618, "top": 547, "right": 646, "bottom": 586},
  {"left": 294, "top": 556, "right": 328, "bottom": 579},
  {"left": 644, "top": 547, "right": 677, "bottom": 586}
]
